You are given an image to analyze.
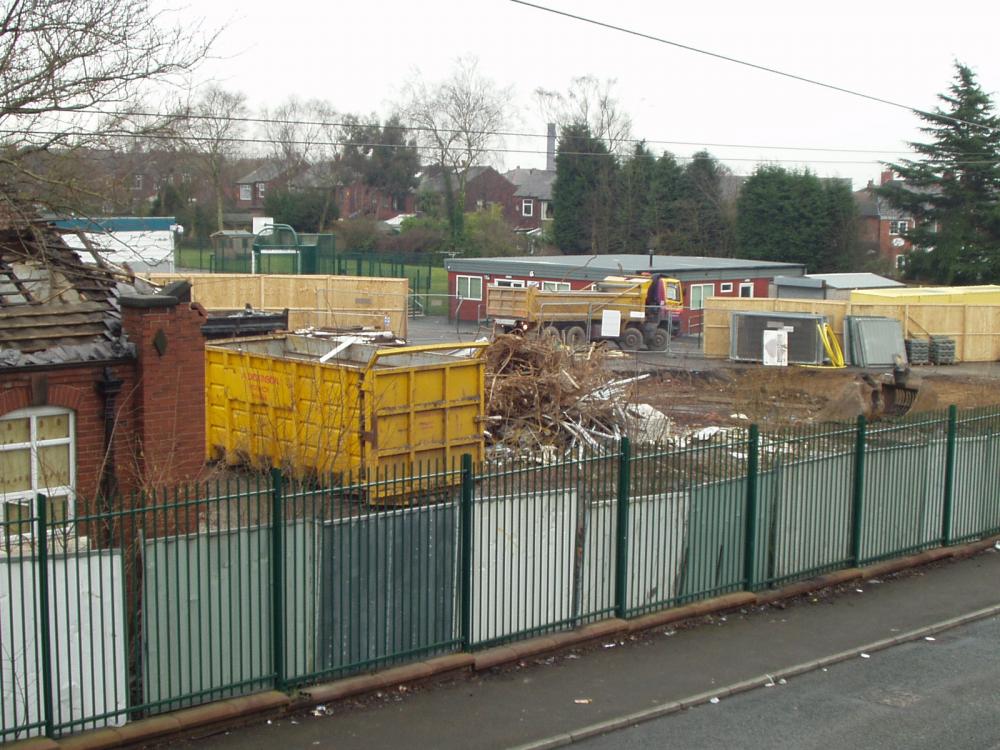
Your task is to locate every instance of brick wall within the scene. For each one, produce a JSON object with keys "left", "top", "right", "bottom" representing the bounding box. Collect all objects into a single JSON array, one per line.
[{"left": 120, "top": 296, "right": 208, "bottom": 489}]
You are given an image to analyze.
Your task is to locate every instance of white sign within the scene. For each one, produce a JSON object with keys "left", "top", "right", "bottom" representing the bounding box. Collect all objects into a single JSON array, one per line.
[
  {"left": 600, "top": 309, "right": 622, "bottom": 337},
  {"left": 252, "top": 216, "right": 275, "bottom": 235},
  {"left": 763, "top": 329, "right": 789, "bottom": 366}
]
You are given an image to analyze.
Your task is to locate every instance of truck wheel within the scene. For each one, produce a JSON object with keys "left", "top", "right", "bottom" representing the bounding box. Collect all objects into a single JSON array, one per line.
[
  {"left": 563, "top": 325, "right": 588, "bottom": 347},
  {"left": 620, "top": 327, "right": 643, "bottom": 351},
  {"left": 540, "top": 325, "right": 560, "bottom": 342},
  {"left": 648, "top": 327, "right": 670, "bottom": 351}
]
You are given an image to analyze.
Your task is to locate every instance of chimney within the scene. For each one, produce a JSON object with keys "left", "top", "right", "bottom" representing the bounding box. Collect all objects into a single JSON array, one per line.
[
  {"left": 880, "top": 169, "right": 894, "bottom": 185},
  {"left": 546, "top": 123, "right": 556, "bottom": 171}
]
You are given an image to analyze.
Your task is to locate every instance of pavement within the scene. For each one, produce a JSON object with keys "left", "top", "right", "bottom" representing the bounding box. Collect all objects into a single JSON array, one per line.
[{"left": 164, "top": 544, "right": 1000, "bottom": 750}]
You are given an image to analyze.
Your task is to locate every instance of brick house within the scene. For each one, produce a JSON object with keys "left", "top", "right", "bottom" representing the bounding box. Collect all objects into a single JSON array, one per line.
[
  {"left": 234, "top": 162, "right": 293, "bottom": 214},
  {"left": 854, "top": 170, "right": 918, "bottom": 272},
  {"left": 0, "top": 210, "right": 207, "bottom": 529},
  {"left": 418, "top": 166, "right": 519, "bottom": 224},
  {"left": 504, "top": 168, "right": 555, "bottom": 232}
]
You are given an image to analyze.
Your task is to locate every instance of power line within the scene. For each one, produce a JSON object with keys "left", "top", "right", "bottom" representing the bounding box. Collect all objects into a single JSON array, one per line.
[
  {"left": 509, "top": 0, "right": 1000, "bottom": 136},
  {"left": 25, "top": 106, "right": 914, "bottom": 157},
  {"left": 0, "top": 126, "right": 912, "bottom": 166}
]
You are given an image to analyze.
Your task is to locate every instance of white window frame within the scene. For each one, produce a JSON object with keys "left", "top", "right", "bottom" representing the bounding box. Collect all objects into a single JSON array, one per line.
[
  {"left": 719, "top": 282, "right": 733, "bottom": 294},
  {"left": 542, "top": 201, "right": 554, "bottom": 220},
  {"left": 132, "top": 174, "right": 143, "bottom": 191},
  {"left": 456, "top": 275, "right": 483, "bottom": 301},
  {"left": 689, "top": 283, "right": 715, "bottom": 310},
  {"left": 889, "top": 219, "right": 909, "bottom": 235},
  {"left": 0, "top": 406, "right": 76, "bottom": 537},
  {"left": 739, "top": 282, "right": 754, "bottom": 298},
  {"left": 521, "top": 199, "right": 534, "bottom": 217},
  {"left": 256, "top": 182, "right": 267, "bottom": 199},
  {"left": 492, "top": 279, "right": 526, "bottom": 288},
  {"left": 541, "top": 281, "right": 571, "bottom": 292},
  {"left": 239, "top": 184, "right": 252, "bottom": 201},
  {"left": 896, "top": 253, "right": 907, "bottom": 270}
]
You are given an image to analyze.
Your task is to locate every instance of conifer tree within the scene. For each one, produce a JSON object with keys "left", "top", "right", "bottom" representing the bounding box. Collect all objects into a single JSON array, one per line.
[{"left": 880, "top": 63, "right": 1000, "bottom": 283}]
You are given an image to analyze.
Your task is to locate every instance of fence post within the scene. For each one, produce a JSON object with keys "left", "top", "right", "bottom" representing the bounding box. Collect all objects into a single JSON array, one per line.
[
  {"left": 941, "top": 405, "right": 958, "bottom": 547},
  {"left": 35, "top": 495, "right": 55, "bottom": 737},
  {"left": 270, "top": 468, "right": 285, "bottom": 690},
  {"left": 743, "top": 426, "right": 760, "bottom": 591},
  {"left": 459, "top": 454, "right": 474, "bottom": 649},
  {"left": 614, "top": 438, "right": 632, "bottom": 619},
  {"left": 851, "top": 415, "right": 868, "bottom": 566}
]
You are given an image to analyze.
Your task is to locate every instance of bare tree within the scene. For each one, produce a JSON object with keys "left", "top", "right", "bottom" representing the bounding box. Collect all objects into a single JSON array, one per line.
[
  {"left": 399, "top": 57, "right": 514, "bottom": 242},
  {"left": 536, "top": 76, "right": 634, "bottom": 158},
  {"left": 260, "top": 97, "right": 339, "bottom": 175},
  {"left": 0, "top": 0, "right": 215, "bottom": 208},
  {"left": 174, "top": 86, "right": 248, "bottom": 233}
]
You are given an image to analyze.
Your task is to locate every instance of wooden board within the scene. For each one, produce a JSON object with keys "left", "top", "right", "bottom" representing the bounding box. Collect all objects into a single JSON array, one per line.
[
  {"left": 147, "top": 273, "right": 409, "bottom": 338},
  {"left": 703, "top": 298, "right": 1000, "bottom": 363}
]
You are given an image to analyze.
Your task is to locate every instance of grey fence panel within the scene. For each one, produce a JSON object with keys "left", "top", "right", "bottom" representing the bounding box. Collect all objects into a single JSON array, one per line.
[
  {"left": 860, "top": 442, "right": 945, "bottom": 562},
  {"left": 142, "top": 521, "right": 315, "bottom": 710},
  {"left": 1, "top": 551, "right": 125, "bottom": 742},
  {"left": 952, "top": 434, "right": 1000, "bottom": 540},
  {"left": 470, "top": 491, "right": 577, "bottom": 645},
  {"left": 319, "top": 502, "right": 458, "bottom": 673},
  {"left": 680, "top": 477, "right": 747, "bottom": 600},
  {"left": 769, "top": 453, "right": 854, "bottom": 582}
]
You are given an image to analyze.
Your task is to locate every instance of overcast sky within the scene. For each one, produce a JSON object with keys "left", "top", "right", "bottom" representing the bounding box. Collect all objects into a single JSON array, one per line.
[{"left": 174, "top": 0, "right": 1000, "bottom": 189}]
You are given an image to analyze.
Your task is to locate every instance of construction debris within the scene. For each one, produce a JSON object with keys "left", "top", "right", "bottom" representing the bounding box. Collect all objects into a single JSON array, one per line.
[{"left": 485, "top": 334, "right": 662, "bottom": 453}]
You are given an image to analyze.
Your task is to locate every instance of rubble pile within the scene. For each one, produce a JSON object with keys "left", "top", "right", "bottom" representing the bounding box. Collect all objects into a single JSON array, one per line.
[{"left": 484, "top": 334, "right": 663, "bottom": 453}]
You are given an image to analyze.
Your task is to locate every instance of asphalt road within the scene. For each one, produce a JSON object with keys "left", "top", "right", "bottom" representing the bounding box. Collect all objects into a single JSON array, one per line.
[{"left": 577, "top": 615, "right": 1000, "bottom": 750}]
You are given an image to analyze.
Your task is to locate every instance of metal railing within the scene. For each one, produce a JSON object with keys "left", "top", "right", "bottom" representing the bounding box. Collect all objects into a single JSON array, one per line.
[{"left": 2, "top": 404, "right": 999, "bottom": 741}]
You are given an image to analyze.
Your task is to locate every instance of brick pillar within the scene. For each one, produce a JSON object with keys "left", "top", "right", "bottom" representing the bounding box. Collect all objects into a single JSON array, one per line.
[{"left": 120, "top": 288, "right": 207, "bottom": 489}]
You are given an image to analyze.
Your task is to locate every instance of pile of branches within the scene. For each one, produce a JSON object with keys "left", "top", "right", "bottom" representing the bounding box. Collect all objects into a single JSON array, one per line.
[{"left": 484, "top": 333, "right": 644, "bottom": 453}]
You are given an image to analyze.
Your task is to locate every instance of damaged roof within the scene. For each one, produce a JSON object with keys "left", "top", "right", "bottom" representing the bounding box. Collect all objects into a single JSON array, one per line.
[{"left": 0, "top": 202, "right": 135, "bottom": 367}]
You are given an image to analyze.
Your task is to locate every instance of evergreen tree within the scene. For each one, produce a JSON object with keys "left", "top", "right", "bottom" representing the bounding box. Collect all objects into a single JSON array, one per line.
[
  {"left": 615, "top": 144, "right": 655, "bottom": 253},
  {"left": 674, "top": 151, "right": 734, "bottom": 256},
  {"left": 736, "top": 166, "right": 859, "bottom": 272},
  {"left": 880, "top": 63, "right": 1000, "bottom": 283},
  {"left": 552, "top": 123, "right": 611, "bottom": 254},
  {"left": 645, "top": 152, "right": 684, "bottom": 252}
]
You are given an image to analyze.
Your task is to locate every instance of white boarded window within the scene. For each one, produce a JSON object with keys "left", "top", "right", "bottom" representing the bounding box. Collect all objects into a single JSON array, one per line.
[{"left": 1, "top": 407, "right": 75, "bottom": 537}]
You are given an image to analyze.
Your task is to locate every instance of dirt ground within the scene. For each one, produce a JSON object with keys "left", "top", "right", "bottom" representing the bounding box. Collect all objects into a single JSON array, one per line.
[{"left": 634, "top": 363, "right": 1000, "bottom": 429}]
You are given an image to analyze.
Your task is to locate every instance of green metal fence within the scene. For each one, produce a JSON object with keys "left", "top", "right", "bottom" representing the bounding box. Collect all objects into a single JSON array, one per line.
[{"left": 2, "top": 405, "right": 999, "bottom": 741}]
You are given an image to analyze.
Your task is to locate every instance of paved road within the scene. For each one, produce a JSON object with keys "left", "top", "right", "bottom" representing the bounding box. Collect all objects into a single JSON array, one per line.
[
  {"left": 166, "top": 549, "right": 1000, "bottom": 750},
  {"left": 578, "top": 615, "right": 1000, "bottom": 750}
]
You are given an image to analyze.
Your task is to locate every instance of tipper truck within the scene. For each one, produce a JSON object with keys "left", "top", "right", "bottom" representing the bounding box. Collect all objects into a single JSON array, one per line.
[{"left": 488, "top": 274, "right": 683, "bottom": 350}]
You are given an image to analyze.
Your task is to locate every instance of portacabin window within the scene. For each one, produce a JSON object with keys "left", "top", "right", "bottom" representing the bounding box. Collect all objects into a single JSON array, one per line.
[
  {"left": 541, "top": 281, "right": 571, "bottom": 291},
  {"left": 456, "top": 275, "right": 483, "bottom": 301},
  {"left": 1, "top": 407, "right": 75, "bottom": 538},
  {"left": 719, "top": 282, "right": 733, "bottom": 294},
  {"left": 688, "top": 283, "right": 715, "bottom": 310}
]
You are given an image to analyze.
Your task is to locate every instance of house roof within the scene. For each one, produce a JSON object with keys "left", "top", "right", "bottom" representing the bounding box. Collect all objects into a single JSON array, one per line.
[
  {"left": 505, "top": 168, "right": 555, "bottom": 200},
  {"left": 446, "top": 254, "right": 806, "bottom": 283},
  {"left": 236, "top": 162, "right": 288, "bottom": 184},
  {"left": 418, "top": 166, "right": 496, "bottom": 193},
  {"left": 0, "top": 206, "right": 137, "bottom": 367}
]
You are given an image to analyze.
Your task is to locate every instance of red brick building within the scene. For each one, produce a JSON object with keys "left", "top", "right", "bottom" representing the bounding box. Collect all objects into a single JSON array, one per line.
[
  {"left": 419, "top": 166, "right": 519, "bottom": 225},
  {"left": 854, "top": 170, "right": 917, "bottom": 272},
  {"left": 0, "top": 215, "right": 207, "bottom": 529},
  {"left": 444, "top": 254, "right": 806, "bottom": 333}
]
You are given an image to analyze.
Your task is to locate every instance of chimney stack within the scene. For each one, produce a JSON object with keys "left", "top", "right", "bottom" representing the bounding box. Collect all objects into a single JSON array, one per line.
[
  {"left": 880, "top": 169, "right": 894, "bottom": 185},
  {"left": 546, "top": 123, "right": 556, "bottom": 171}
]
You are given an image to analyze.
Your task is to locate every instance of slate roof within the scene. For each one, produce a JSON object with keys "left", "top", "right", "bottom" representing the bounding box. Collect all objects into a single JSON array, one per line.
[
  {"left": 505, "top": 168, "right": 555, "bottom": 200},
  {"left": 0, "top": 203, "right": 136, "bottom": 367},
  {"left": 417, "top": 166, "right": 495, "bottom": 193},
  {"left": 236, "top": 161, "right": 288, "bottom": 184}
]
